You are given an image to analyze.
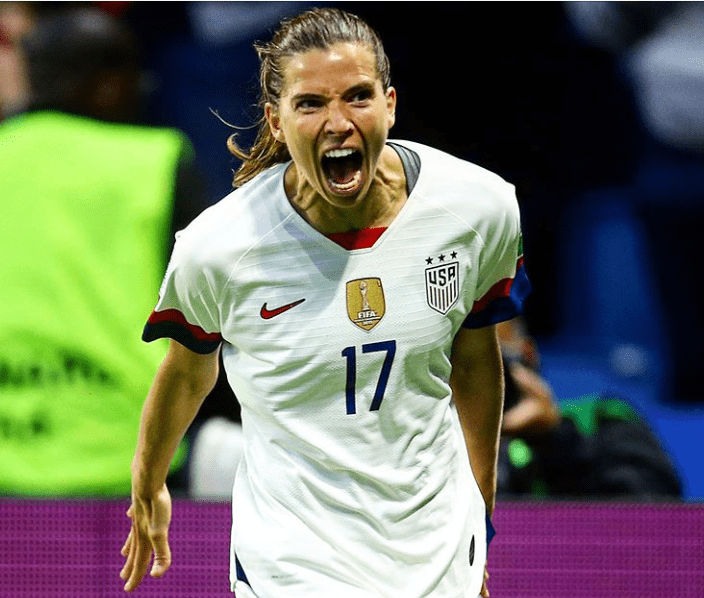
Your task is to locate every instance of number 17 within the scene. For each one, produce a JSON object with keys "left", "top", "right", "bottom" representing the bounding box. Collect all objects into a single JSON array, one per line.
[{"left": 341, "top": 340, "right": 396, "bottom": 415}]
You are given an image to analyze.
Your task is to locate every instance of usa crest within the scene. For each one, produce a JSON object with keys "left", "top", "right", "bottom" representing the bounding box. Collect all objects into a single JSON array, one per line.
[
  {"left": 425, "top": 259, "right": 460, "bottom": 314},
  {"left": 346, "top": 278, "right": 385, "bottom": 331}
]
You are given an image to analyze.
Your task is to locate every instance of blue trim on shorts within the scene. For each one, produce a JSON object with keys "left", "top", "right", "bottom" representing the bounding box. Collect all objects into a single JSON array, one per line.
[
  {"left": 486, "top": 511, "right": 496, "bottom": 548},
  {"left": 235, "top": 556, "right": 249, "bottom": 585}
]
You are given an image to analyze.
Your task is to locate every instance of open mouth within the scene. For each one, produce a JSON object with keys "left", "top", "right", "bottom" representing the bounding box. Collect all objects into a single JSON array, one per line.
[{"left": 321, "top": 148, "right": 364, "bottom": 194}]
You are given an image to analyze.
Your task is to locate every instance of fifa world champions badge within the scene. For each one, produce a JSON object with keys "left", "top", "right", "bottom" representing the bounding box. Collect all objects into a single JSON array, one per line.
[
  {"left": 425, "top": 253, "right": 460, "bottom": 314},
  {"left": 346, "top": 278, "right": 385, "bottom": 331}
]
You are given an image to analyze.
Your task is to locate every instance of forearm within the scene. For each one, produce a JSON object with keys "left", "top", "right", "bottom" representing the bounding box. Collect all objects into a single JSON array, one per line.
[
  {"left": 453, "top": 373, "right": 504, "bottom": 514},
  {"left": 132, "top": 341, "right": 219, "bottom": 497},
  {"left": 450, "top": 327, "right": 504, "bottom": 516}
]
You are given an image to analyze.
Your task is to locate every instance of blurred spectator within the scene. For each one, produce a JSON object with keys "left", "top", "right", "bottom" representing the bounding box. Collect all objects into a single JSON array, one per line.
[
  {"left": 115, "top": 2, "right": 317, "bottom": 498},
  {"left": 496, "top": 318, "right": 682, "bottom": 499},
  {"left": 0, "top": 6, "right": 209, "bottom": 495},
  {"left": 565, "top": 2, "right": 704, "bottom": 403},
  {"left": 0, "top": 1, "right": 33, "bottom": 119},
  {"left": 123, "top": 1, "right": 315, "bottom": 204},
  {"left": 0, "top": 2, "right": 93, "bottom": 120}
]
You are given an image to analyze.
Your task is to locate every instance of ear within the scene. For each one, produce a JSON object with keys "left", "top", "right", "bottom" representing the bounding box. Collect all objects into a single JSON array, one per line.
[
  {"left": 385, "top": 87, "right": 397, "bottom": 129},
  {"left": 265, "top": 102, "right": 285, "bottom": 143}
]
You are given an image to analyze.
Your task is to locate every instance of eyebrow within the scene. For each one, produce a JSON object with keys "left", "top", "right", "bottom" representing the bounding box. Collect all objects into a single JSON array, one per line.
[
  {"left": 289, "top": 81, "right": 378, "bottom": 105},
  {"left": 344, "top": 82, "right": 376, "bottom": 98},
  {"left": 290, "top": 92, "right": 324, "bottom": 104}
]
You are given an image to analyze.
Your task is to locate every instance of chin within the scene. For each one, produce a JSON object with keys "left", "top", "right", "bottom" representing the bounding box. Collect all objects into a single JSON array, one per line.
[{"left": 325, "top": 186, "right": 368, "bottom": 207}]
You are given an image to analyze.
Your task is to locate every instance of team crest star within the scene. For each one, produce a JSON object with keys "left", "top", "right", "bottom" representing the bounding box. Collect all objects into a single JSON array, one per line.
[
  {"left": 451, "top": 251, "right": 457, "bottom": 259},
  {"left": 426, "top": 257, "right": 433, "bottom": 265},
  {"left": 438, "top": 254, "right": 445, "bottom": 262}
]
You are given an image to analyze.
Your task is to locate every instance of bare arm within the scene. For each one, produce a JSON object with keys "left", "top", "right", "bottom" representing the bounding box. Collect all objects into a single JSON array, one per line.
[
  {"left": 450, "top": 325, "right": 504, "bottom": 517},
  {"left": 451, "top": 326, "right": 504, "bottom": 597},
  {"left": 121, "top": 339, "right": 220, "bottom": 592}
]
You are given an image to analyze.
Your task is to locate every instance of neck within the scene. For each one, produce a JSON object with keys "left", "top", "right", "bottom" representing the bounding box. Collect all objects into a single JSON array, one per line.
[{"left": 285, "top": 145, "right": 407, "bottom": 234}]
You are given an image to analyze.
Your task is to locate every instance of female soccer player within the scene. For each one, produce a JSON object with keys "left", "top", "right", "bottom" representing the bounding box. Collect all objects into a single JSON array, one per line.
[{"left": 120, "top": 8, "right": 529, "bottom": 597}]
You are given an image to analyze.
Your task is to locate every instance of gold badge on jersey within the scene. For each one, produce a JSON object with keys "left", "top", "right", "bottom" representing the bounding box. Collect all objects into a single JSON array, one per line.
[{"left": 346, "top": 278, "right": 385, "bottom": 331}]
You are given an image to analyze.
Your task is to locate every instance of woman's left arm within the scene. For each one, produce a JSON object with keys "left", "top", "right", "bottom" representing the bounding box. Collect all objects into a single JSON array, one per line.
[{"left": 450, "top": 325, "right": 504, "bottom": 516}]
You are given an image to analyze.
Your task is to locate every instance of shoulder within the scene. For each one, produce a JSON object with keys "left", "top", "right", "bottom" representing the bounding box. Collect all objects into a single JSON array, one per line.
[
  {"left": 173, "top": 163, "right": 290, "bottom": 269},
  {"left": 392, "top": 140, "right": 519, "bottom": 223}
]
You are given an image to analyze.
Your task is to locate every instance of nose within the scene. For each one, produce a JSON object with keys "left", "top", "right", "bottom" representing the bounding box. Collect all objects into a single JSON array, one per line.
[{"left": 324, "top": 102, "right": 354, "bottom": 137}]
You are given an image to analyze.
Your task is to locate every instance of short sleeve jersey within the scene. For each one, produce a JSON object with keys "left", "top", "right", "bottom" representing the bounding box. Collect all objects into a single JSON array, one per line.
[{"left": 143, "top": 140, "right": 529, "bottom": 598}]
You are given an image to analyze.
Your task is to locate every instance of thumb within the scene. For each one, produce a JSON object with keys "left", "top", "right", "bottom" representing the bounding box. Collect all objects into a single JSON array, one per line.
[
  {"left": 148, "top": 490, "right": 172, "bottom": 578},
  {"left": 149, "top": 530, "right": 171, "bottom": 578}
]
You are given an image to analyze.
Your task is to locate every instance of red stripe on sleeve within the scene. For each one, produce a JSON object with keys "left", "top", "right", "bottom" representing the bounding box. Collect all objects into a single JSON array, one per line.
[
  {"left": 471, "top": 256, "right": 525, "bottom": 314},
  {"left": 146, "top": 308, "right": 221, "bottom": 343}
]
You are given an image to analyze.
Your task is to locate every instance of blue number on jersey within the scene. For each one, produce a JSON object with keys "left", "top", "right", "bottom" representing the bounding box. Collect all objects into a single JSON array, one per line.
[{"left": 341, "top": 340, "right": 396, "bottom": 415}]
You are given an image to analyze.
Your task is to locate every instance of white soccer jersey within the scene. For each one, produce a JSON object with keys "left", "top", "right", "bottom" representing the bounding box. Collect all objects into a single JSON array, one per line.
[{"left": 144, "top": 140, "right": 529, "bottom": 598}]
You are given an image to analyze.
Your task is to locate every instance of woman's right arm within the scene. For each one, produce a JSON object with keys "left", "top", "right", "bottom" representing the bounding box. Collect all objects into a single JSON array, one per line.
[{"left": 120, "top": 339, "right": 220, "bottom": 592}]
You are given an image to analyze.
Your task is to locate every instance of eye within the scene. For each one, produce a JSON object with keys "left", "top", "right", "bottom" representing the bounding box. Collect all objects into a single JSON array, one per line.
[
  {"left": 296, "top": 97, "right": 323, "bottom": 112},
  {"left": 350, "top": 88, "right": 373, "bottom": 104}
]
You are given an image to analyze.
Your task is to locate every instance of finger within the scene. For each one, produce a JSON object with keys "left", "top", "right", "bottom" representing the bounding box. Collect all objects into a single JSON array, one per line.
[
  {"left": 124, "top": 528, "right": 152, "bottom": 592},
  {"left": 119, "top": 525, "right": 135, "bottom": 580},
  {"left": 480, "top": 568, "right": 490, "bottom": 597},
  {"left": 150, "top": 551, "right": 171, "bottom": 578},
  {"left": 120, "top": 505, "right": 135, "bottom": 563},
  {"left": 480, "top": 580, "right": 490, "bottom": 598},
  {"left": 148, "top": 526, "right": 171, "bottom": 578},
  {"left": 120, "top": 526, "right": 139, "bottom": 583},
  {"left": 120, "top": 527, "right": 133, "bottom": 558},
  {"left": 148, "top": 487, "right": 172, "bottom": 578}
]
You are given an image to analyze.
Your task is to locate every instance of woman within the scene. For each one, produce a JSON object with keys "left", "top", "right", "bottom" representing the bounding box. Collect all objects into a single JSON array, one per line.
[{"left": 120, "top": 8, "right": 529, "bottom": 597}]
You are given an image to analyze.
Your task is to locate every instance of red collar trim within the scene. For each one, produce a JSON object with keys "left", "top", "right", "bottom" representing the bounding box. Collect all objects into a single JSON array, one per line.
[{"left": 326, "top": 227, "right": 387, "bottom": 250}]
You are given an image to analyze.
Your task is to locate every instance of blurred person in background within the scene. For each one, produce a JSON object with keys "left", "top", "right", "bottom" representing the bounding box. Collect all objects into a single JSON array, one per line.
[
  {"left": 496, "top": 318, "right": 682, "bottom": 499},
  {"left": 0, "top": 1, "right": 33, "bottom": 120},
  {"left": 0, "top": 5, "right": 208, "bottom": 495},
  {"left": 123, "top": 1, "right": 316, "bottom": 204}
]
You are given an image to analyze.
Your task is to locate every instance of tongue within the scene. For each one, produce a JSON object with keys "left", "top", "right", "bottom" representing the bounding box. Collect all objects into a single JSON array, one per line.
[{"left": 327, "top": 157, "right": 358, "bottom": 184}]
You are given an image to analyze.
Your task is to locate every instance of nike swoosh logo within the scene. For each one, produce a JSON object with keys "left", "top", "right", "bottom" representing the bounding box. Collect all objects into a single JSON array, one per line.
[{"left": 260, "top": 298, "right": 306, "bottom": 319}]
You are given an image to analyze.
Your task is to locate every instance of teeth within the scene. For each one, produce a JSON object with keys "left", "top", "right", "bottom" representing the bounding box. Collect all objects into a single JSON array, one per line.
[
  {"left": 324, "top": 148, "right": 355, "bottom": 158},
  {"left": 328, "top": 170, "right": 362, "bottom": 192}
]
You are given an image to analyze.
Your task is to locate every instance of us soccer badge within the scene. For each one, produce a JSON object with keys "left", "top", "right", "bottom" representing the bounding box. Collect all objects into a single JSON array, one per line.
[
  {"left": 346, "top": 278, "right": 385, "bottom": 331},
  {"left": 425, "top": 253, "right": 460, "bottom": 314}
]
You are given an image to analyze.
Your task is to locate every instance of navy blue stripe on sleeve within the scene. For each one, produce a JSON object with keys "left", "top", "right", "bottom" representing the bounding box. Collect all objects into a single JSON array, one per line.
[
  {"left": 463, "top": 262, "right": 531, "bottom": 329},
  {"left": 143, "top": 309, "right": 222, "bottom": 354}
]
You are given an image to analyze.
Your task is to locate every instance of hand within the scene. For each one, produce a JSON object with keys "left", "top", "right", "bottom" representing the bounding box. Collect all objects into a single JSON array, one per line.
[
  {"left": 501, "top": 362, "right": 560, "bottom": 437},
  {"left": 120, "top": 484, "right": 173, "bottom": 592},
  {"left": 480, "top": 567, "right": 490, "bottom": 597}
]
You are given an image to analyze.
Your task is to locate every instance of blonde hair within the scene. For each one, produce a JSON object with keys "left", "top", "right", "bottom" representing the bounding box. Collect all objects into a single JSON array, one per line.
[{"left": 229, "top": 7, "right": 391, "bottom": 188}]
